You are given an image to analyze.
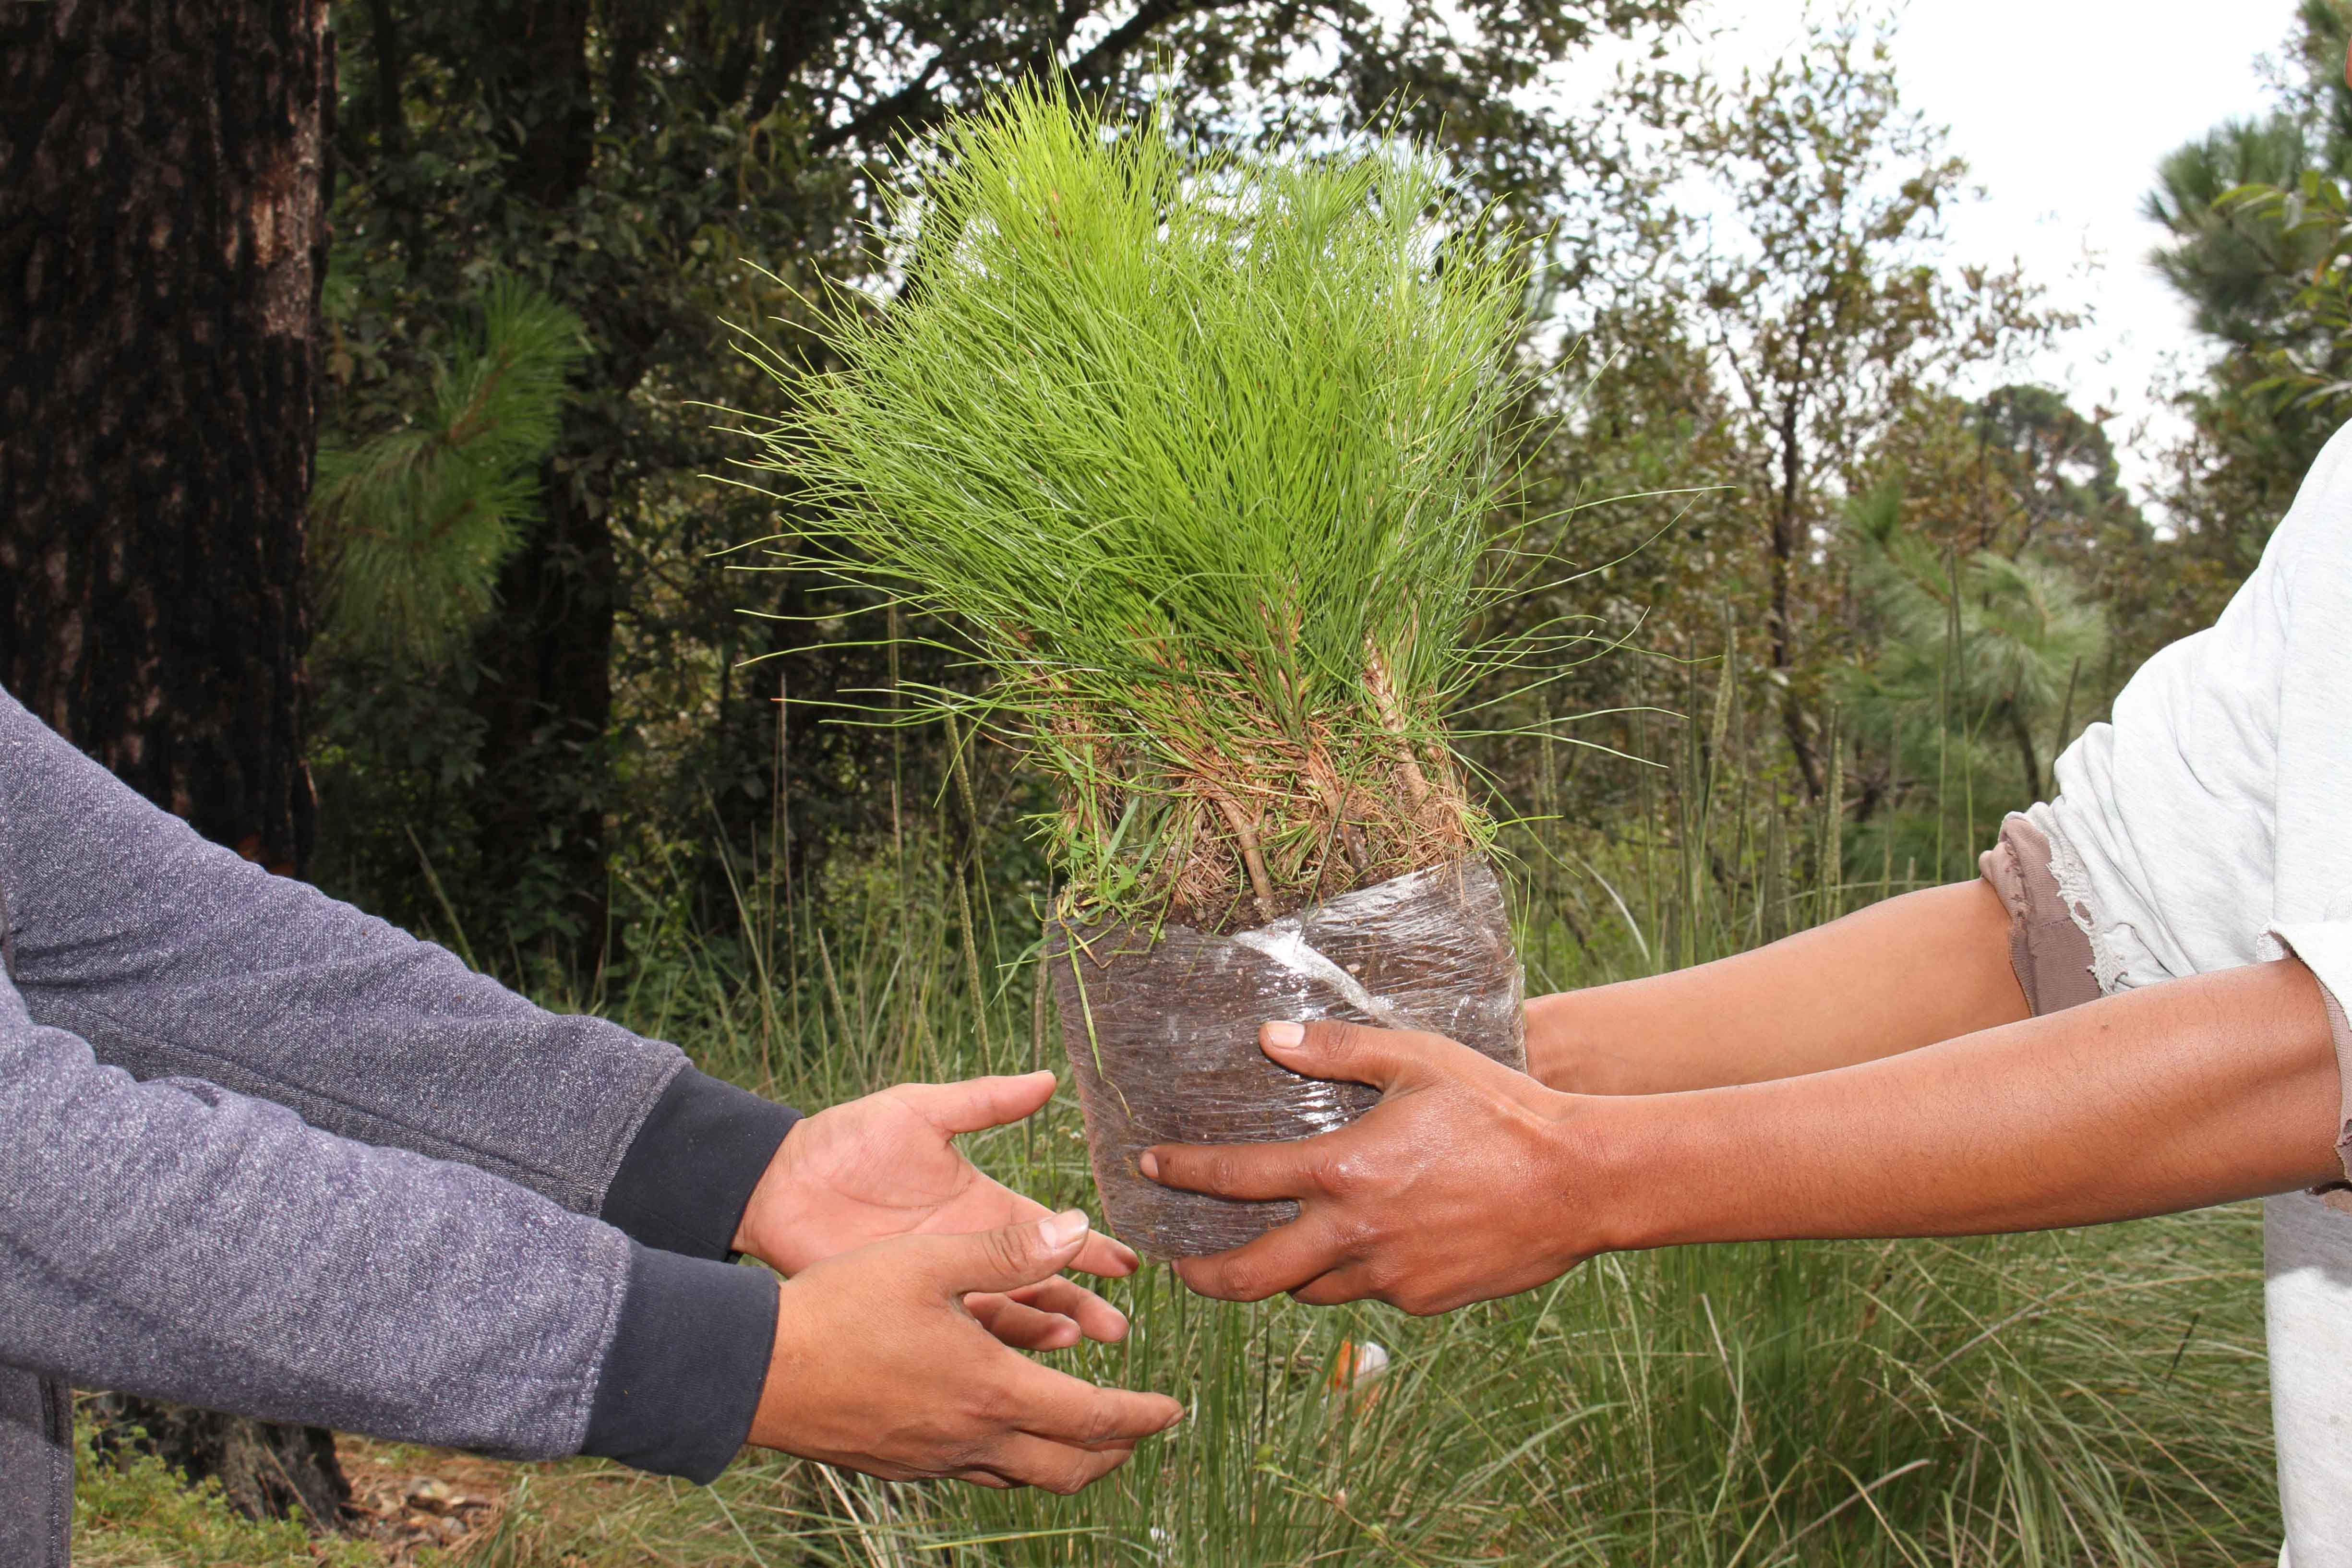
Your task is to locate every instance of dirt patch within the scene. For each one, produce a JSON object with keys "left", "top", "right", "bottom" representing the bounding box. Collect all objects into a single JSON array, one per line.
[{"left": 336, "top": 1438, "right": 521, "bottom": 1563}]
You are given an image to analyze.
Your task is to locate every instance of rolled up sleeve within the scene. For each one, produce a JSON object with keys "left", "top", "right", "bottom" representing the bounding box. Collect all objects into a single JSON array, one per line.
[{"left": 1979, "top": 814, "right": 2102, "bottom": 1017}]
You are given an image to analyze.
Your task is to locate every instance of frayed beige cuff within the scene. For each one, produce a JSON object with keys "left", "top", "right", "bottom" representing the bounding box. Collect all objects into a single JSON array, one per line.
[{"left": 1979, "top": 814, "right": 2100, "bottom": 1017}]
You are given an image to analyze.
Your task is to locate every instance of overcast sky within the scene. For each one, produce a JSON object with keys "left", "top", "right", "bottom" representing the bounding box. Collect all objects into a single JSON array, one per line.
[{"left": 1607, "top": 0, "right": 2309, "bottom": 504}]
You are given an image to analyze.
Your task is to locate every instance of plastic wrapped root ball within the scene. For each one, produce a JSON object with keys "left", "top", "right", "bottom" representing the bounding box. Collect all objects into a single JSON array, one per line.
[{"left": 1047, "top": 859, "right": 1526, "bottom": 1258}]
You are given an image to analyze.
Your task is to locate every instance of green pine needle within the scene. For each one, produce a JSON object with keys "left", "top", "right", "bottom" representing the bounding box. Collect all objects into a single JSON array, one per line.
[
  {"left": 314, "top": 278, "right": 587, "bottom": 668},
  {"left": 737, "top": 84, "right": 1530, "bottom": 929}
]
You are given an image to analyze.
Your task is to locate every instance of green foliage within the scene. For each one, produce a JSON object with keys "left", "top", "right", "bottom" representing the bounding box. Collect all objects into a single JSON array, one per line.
[
  {"left": 1838, "top": 480, "right": 2108, "bottom": 875},
  {"left": 70, "top": 1424, "right": 383, "bottom": 1568},
  {"left": 311, "top": 0, "right": 1692, "bottom": 958},
  {"left": 2148, "top": 118, "right": 2328, "bottom": 350},
  {"left": 745, "top": 86, "right": 1531, "bottom": 928},
  {"left": 313, "top": 279, "right": 587, "bottom": 668},
  {"left": 1514, "top": 17, "right": 2072, "bottom": 813},
  {"left": 2210, "top": 167, "right": 2352, "bottom": 415},
  {"left": 2137, "top": 1, "right": 2352, "bottom": 653}
]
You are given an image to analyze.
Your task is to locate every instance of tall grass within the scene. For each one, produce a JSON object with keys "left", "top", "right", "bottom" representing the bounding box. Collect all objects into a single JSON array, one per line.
[
  {"left": 509, "top": 676, "right": 2278, "bottom": 1568},
  {"left": 83, "top": 689, "right": 2272, "bottom": 1567}
]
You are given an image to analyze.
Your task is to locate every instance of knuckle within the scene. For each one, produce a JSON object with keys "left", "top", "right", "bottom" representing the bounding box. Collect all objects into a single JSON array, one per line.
[
  {"left": 1074, "top": 1401, "right": 1120, "bottom": 1446},
  {"left": 1332, "top": 1211, "right": 1382, "bottom": 1255},
  {"left": 1315, "top": 1020, "right": 1368, "bottom": 1058},
  {"left": 980, "top": 1228, "right": 1032, "bottom": 1279},
  {"left": 1217, "top": 1263, "right": 1268, "bottom": 1301},
  {"left": 1318, "top": 1148, "right": 1374, "bottom": 1197},
  {"left": 969, "top": 1380, "right": 1016, "bottom": 1427}
]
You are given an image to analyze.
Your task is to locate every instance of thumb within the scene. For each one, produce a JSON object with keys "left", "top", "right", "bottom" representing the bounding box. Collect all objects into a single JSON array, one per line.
[
  {"left": 898, "top": 1071, "right": 1059, "bottom": 1137},
  {"left": 925, "top": 1209, "right": 1094, "bottom": 1296},
  {"left": 1260, "top": 1019, "right": 1454, "bottom": 1090}
]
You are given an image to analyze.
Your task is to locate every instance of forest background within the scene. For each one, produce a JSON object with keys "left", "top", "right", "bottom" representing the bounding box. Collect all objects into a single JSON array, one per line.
[
  {"left": 292, "top": 0, "right": 2352, "bottom": 967},
  {"left": 18, "top": 0, "right": 2352, "bottom": 1561}
]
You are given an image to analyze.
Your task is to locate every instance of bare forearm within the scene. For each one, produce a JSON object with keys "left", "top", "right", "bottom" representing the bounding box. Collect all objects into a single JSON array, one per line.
[
  {"left": 1527, "top": 881, "right": 2026, "bottom": 1094},
  {"left": 1596, "top": 959, "right": 2342, "bottom": 1252},
  {"left": 1151, "top": 958, "right": 2343, "bottom": 1316}
]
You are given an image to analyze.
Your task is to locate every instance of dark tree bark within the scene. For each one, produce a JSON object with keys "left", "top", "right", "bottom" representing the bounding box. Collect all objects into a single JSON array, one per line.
[
  {"left": 0, "top": 0, "right": 327, "bottom": 873},
  {"left": 86, "top": 1392, "right": 351, "bottom": 1527},
  {"left": 0, "top": 0, "right": 348, "bottom": 1525},
  {"left": 459, "top": 0, "right": 618, "bottom": 959}
]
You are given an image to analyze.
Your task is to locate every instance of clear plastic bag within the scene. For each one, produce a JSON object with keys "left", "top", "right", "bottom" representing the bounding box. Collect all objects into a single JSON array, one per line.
[{"left": 1047, "top": 859, "right": 1524, "bottom": 1258}]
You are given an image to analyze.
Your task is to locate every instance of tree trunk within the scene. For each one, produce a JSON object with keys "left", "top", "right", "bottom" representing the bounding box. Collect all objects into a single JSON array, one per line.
[
  {"left": 86, "top": 1393, "right": 351, "bottom": 1528},
  {"left": 0, "top": 0, "right": 326, "bottom": 871},
  {"left": 461, "top": 0, "right": 617, "bottom": 964},
  {"left": 469, "top": 459, "right": 617, "bottom": 954},
  {"left": 0, "top": 0, "right": 348, "bottom": 1525}
]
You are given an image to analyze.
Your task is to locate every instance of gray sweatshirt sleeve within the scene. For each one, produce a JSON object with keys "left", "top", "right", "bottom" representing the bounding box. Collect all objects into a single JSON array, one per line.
[
  {"left": 0, "top": 687, "right": 798, "bottom": 1256},
  {"left": 0, "top": 977, "right": 776, "bottom": 1476},
  {"left": 0, "top": 690, "right": 786, "bottom": 1480}
]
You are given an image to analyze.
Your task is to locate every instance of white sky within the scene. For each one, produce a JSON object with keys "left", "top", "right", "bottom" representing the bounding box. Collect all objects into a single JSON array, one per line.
[{"left": 1614, "top": 0, "right": 2308, "bottom": 505}]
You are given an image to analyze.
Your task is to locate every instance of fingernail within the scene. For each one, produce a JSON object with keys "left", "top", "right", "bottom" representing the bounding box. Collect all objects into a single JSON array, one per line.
[
  {"left": 1138, "top": 1150, "right": 1160, "bottom": 1180},
  {"left": 1262, "top": 1021, "right": 1305, "bottom": 1048},
  {"left": 1044, "top": 1209, "right": 1090, "bottom": 1247}
]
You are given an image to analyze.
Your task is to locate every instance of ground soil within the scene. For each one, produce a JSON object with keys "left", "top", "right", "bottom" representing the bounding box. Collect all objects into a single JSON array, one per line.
[{"left": 336, "top": 1439, "right": 521, "bottom": 1564}]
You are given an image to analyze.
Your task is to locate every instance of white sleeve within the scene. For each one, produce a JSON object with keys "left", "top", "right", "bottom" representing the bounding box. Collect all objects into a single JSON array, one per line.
[{"left": 2032, "top": 423, "right": 2352, "bottom": 994}]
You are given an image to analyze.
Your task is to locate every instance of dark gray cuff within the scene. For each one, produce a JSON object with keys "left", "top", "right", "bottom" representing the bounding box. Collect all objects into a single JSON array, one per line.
[
  {"left": 604, "top": 1065, "right": 801, "bottom": 1260},
  {"left": 582, "top": 1242, "right": 778, "bottom": 1483}
]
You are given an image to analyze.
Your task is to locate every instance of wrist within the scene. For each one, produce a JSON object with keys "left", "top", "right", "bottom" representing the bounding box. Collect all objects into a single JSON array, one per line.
[
  {"left": 1559, "top": 1090, "right": 1701, "bottom": 1257},
  {"left": 1527, "top": 988, "right": 1677, "bottom": 1095},
  {"left": 732, "top": 1138, "right": 804, "bottom": 1267},
  {"left": 747, "top": 1282, "right": 802, "bottom": 1451},
  {"left": 1524, "top": 991, "right": 1599, "bottom": 1090},
  {"left": 610, "top": 1065, "right": 802, "bottom": 1262}
]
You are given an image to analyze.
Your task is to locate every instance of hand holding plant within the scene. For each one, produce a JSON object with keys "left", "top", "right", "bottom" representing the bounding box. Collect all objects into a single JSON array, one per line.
[
  {"left": 1143, "top": 1021, "right": 1597, "bottom": 1314},
  {"left": 1150, "top": 958, "right": 2349, "bottom": 1317}
]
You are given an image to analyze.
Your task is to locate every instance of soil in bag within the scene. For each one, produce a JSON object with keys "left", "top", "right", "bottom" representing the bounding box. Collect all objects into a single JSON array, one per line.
[{"left": 1047, "top": 858, "right": 1525, "bottom": 1258}]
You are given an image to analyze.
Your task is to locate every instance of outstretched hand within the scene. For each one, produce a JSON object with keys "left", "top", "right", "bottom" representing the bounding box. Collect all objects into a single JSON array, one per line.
[
  {"left": 734, "top": 1070, "right": 1137, "bottom": 1348},
  {"left": 1143, "top": 1021, "right": 1598, "bottom": 1315},
  {"left": 753, "top": 1210, "right": 1184, "bottom": 1492}
]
